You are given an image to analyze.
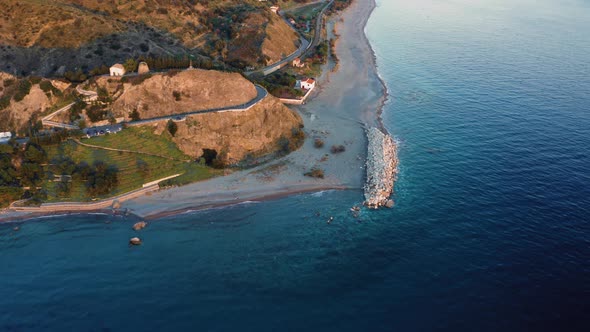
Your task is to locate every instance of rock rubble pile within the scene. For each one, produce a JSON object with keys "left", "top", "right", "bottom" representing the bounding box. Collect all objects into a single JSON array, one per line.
[{"left": 364, "top": 127, "right": 398, "bottom": 209}]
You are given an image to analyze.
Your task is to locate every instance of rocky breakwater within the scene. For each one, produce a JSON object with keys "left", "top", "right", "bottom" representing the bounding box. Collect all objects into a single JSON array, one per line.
[{"left": 364, "top": 127, "right": 398, "bottom": 209}]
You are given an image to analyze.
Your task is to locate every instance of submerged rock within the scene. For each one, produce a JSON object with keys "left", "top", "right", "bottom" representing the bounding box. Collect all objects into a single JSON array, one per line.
[
  {"left": 129, "top": 237, "right": 142, "bottom": 245},
  {"left": 133, "top": 221, "right": 147, "bottom": 231}
]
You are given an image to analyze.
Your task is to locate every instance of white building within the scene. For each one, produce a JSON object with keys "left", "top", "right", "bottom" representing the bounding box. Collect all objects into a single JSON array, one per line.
[
  {"left": 109, "top": 63, "right": 126, "bottom": 77},
  {"left": 299, "top": 78, "right": 316, "bottom": 90},
  {"left": 270, "top": 6, "right": 280, "bottom": 14}
]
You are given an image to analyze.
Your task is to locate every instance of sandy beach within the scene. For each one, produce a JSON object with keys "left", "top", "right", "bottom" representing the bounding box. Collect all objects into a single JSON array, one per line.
[{"left": 0, "top": 0, "right": 387, "bottom": 221}]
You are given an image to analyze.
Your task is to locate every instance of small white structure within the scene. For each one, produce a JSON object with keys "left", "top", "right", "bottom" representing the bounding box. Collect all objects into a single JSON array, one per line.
[
  {"left": 292, "top": 58, "right": 305, "bottom": 68},
  {"left": 137, "top": 62, "right": 150, "bottom": 75},
  {"left": 299, "top": 78, "right": 316, "bottom": 90},
  {"left": 270, "top": 5, "right": 280, "bottom": 14},
  {"left": 0, "top": 131, "right": 12, "bottom": 141},
  {"left": 109, "top": 64, "right": 126, "bottom": 77},
  {"left": 289, "top": 18, "right": 296, "bottom": 25}
]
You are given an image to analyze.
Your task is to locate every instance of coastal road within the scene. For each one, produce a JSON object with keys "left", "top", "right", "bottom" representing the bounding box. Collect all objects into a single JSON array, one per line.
[
  {"left": 244, "top": 0, "right": 333, "bottom": 76},
  {"left": 118, "top": 85, "right": 268, "bottom": 127},
  {"left": 306, "top": 0, "right": 334, "bottom": 55},
  {"left": 244, "top": 37, "right": 310, "bottom": 77}
]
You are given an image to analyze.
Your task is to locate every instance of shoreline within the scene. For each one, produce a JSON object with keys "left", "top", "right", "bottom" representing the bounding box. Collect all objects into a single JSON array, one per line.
[
  {"left": 362, "top": 0, "right": 391, "bottom": 136},
  {"left": 0, "top": 0, "right": 390, "bottom": 222}
]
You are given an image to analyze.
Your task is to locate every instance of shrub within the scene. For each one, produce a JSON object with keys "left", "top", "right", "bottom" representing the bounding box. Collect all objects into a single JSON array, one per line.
[
  {"left": 64, "top": 69, "right": 87, "bottom": 83},
  {"left": 13, "top": 79, "right": 32, "bottom": 102},
  {"left": 172, "top": 90, "right": 181, "bottom": 101},
  {"left": 304, "top": 168, "right": 325, "bottom": 179},
  {"left": 314, "top": 138, "right": 324, "bottom": 148},
  {"left": 0, "top": 96, "right": 10, "bottom": 110},
  {"left": 130, "top": 109, "right": 141, "bottom": 121},
  {"left": 129, "top": 73, "right": 152, "bottom": 86},
  {"left": 3, "top": 79, "right": 15, "bottom": 87},
  {"left": 167, "top": 119, "right": 178, "bottom": 137},
  {"left": 86, "top": 104, "right": 108, "bottom": 122},
  {"left": 331, "top": 144, "right": 346, "bottom": 154},
  {"left": 0, "top": 187, "right": 23, "bottom": 208},
  {"left": 69, "top": 100, "right": 87, "bottom": 122},
  {"left": 201, "top": 148, "right": 218, "bottom": 166},
  {"left": 277, "top": 135, "right": 291, "bottom": 154},
  {"left": 39, "top": 80, "right": 53, "bottom": 93},
  {"left": 29, "top": 76, "right": 42, "bottom": 84}
]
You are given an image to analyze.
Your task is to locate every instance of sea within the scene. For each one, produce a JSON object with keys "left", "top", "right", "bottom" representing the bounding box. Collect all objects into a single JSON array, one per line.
[{"left": 1, "top": 0, "right": 589, "bottom": 330}]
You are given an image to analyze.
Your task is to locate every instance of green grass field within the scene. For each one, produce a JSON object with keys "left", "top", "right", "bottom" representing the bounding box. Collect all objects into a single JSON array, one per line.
[
  {"left": 87, "top": 127, "right": 190, "bottom": 160},
  {"left": 42, "top": 127, "right": 220, "bottom": 202}
]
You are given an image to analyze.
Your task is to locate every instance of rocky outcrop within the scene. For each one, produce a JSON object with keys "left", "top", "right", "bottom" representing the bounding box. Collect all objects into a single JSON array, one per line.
[
  {"left": 152, "top": 95, "right": 303, "bottom": 164},
  {"left": 133, "top": 221, "right": 147, "bottom": 231},
  {"left": 364, "top": 127, "right": 398, "bottom": 209}
]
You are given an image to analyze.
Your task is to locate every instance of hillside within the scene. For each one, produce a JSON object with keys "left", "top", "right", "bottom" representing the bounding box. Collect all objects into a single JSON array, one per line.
[
  {"left": 0, "top": 0, "right": 300, "bottom": 76},
  {"left": 88, "top": 69, "right": 256, "bottom": 120},
  {"left": 153, "top": 95, "right": 304, "bottom": 164},
  {"left": 89, "top": 69, "right": 303, "bottom": 163},
  {"left": 0, "top": 72, "right": 71, "bottom": 134}
]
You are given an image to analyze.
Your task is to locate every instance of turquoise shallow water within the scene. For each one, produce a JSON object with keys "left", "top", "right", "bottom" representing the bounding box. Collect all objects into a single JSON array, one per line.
[{"left": 2, "top": 0, "right": 590, "bottom": 330}]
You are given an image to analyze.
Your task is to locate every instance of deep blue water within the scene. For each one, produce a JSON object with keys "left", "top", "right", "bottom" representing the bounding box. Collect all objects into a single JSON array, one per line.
[{"left": 2, "top": 0, "right": 590, "bottom": 330}]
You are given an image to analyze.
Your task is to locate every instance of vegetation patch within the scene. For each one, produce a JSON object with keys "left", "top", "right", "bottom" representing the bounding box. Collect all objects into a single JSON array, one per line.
[
  {"left": 254, "top": 72, "right": 305, "bottom": 99},
  {"left": 314, "top": 138, "right": 325, "bottom": 148},
  {"left": 304, "top": 167, "right": 325, "bottom": 179},
  {"left": 331, "top": 144, "right": 346, "bottom": 153}
]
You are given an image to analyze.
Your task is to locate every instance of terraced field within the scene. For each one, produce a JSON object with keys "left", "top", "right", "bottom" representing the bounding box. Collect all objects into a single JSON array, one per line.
[{"left": 42, "top": 127, "right": 220, "bottom": 202}]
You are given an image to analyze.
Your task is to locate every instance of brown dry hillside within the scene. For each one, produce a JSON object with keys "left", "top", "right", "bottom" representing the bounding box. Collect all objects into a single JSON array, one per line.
[
  {"left": 95, "top": 69, "right": 258, "bottom": 120},
  {"left": 0, "top": 0, "right": 300, "bottom": 76},
  {"left": 95, "top": 69, "right": 303, "bottom": 164},
  {"left": 152, "top": 96, "right": 304, "bottom": 164},
  {"left": 0, "top": 73, "right": 69, "bottom": 133},
  {"left": 262, "top": 14, "right": 300, "bottom": 64}
]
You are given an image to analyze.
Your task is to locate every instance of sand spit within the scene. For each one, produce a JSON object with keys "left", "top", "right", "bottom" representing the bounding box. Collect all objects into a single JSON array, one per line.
[{"left": 363, "top": 127, "right": 398, "bottom": 209}]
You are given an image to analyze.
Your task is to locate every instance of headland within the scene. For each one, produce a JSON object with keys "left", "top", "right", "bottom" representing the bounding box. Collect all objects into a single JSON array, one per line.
[{"left": 0, "top": 0, "right": 395, "bottom": 222}]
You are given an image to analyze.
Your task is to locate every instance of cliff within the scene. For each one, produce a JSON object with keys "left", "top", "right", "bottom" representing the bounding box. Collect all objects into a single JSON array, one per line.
[{"left": 146, "top": 95, "right": 303, "bottom": 164}]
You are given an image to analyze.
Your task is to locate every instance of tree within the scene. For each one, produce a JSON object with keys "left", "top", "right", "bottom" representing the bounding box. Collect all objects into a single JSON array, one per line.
[
  {"left": 167, "top": 119, "right": 178, "bottom": 137},
  {"left": 0, "top": 153, "right": 18, "bottom": 186},
  {"left": 86, "top": 161, "right": 118, "bottom": 197},
  {"left": 124, "top": 58, "right": 139, "bottom": 73},
  {"left": 130, "top": 109, "right": 141, "bottom": 121},
  {"left": 136, "top": 158, "right": 150, "bottom": 178}
]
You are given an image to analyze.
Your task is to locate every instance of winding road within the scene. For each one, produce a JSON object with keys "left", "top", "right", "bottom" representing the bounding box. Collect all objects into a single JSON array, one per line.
[
  {"left": 125, "top": 84, "right": 268, "bottom": 127},
  {"left": 244, "top": 0, "right": 333, "bottom": 77}
]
